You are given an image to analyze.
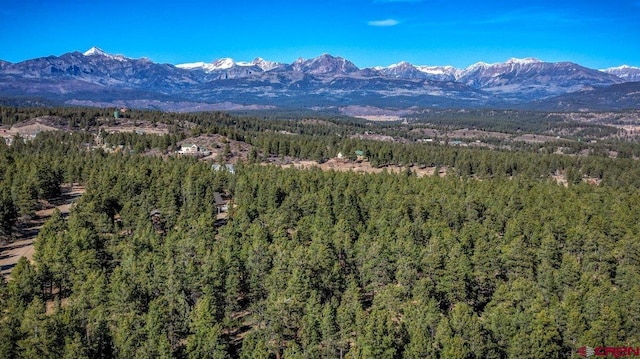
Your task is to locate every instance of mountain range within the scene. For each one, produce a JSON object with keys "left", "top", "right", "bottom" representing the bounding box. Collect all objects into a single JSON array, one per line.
[{"left": 1, "top": 47, "right": 639, "bottom": 112}]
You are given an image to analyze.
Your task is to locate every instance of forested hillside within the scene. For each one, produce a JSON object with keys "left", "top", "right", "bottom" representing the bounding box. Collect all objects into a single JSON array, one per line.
[{"left": 1, "top": 108, "right": 640, "bottom": 358}]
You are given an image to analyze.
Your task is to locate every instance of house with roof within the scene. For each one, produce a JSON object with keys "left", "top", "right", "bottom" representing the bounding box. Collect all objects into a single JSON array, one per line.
[
  {"left": 212, "top": 164, "right": 235, "bottom": 174},
  {"left": 178, "top": 143, "right": 199, "bottom": 155},
  {"left": 213, "top": 192, "right": 228, "bottom": 214}
]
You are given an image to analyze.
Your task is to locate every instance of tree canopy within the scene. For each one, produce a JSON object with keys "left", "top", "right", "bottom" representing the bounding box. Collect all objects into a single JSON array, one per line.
[{"left": 1, "top": 106, "right": 640, "bottom": 358}]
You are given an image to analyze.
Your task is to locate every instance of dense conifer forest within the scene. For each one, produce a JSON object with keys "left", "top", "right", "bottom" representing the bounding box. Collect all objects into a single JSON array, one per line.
[{"left": 1, "top": 106, "right": 640, "bottom": 358}]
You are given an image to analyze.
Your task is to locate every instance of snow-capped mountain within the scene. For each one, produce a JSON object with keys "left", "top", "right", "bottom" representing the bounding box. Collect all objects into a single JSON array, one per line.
[
  {"left": 455, "top": 58, "right": 622, "bottom": 98},
  {"left": 83, "top": 46, "right": 128, "bottom": 61},
  {"left": 415, "top": 65, "right": 460, "bottom": 81},
  {"left": 0, "top": 48, "right": 638, "bottom": 111},
  {"left": 177, "top": 58, "right": 256, "bottom": 72},
  {"left": 177, "top": 57, "right": 285, "bottom": 73},
  {"left": 376, "top": 62, "right": 431, "bottom": 80},
  {"left": 251, "top": 58, "right": 284, "bottom": 72},
  {"left": 504, "top": 57, "right": 543, "bottom": 65},
  {"left": 601, "top": 65, "right": 640, "bottom": 82},
  {"left": 0, "top": 47, "right": 199, "bottom": 90},
  {"left": 289, "top": 54, "right": 360, "bottom": 76},
  {"left": 374, "top": 62, "right": 461, "bottom": 81},
  {"left": 176, "top": 57, "right": 285, "bottom": 79},
  {"left": 370, "top": 57, "right": 622, "bottom": 98},
  {"left": 177, "top": 59, "right": 236, "bottom": 72}
]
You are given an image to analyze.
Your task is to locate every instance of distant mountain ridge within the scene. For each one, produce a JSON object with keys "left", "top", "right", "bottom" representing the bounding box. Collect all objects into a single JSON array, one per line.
[
  {"left": 0, "top": 47, "right": 638, "bottom": 111},
  {"left": 176, "top": 57, "right": 285, "bottom": 73},
  {"left": 524, "top": 81, "right": 640, "bottom": 111},
  {"left": 600, "top": 65, "right": 640, "bottom": 82}
]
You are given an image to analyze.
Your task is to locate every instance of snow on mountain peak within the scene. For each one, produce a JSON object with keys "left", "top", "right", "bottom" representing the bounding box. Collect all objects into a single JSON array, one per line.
[
  {"left": 293, "top": 54, "right": 359, "bottom": 74},
  {"left": 506, "top": 57, "right": 542, "bottom": 65},
  {"left": 176, "top": 56, "right": 284, "bottom": 73},
  {"left": 251, "top": 57, "right": 282, "bottom": 71},
  {"left": 602, "top": 64, "right": 639, "bottom": 71},
  {"left": 177, "top": 58, "right": 238, "bottom": 72},
  {"left": 83, "top": 47, "right": 108, "bottom": 56},
  {"left": 416, "top": 65, "right": 459, "bottom": 76},
  {"left": 175, "top": 62, "right": 209, "bottom": 70},
  {"left": 465, "top": 58, "right": 542, "bottom": 71},
  {"left": 600, "top": 65, "right": 640, "bottom": 82},
  {"left": 466, "top": 62, "right": 490, "bottom": 71},
  {"left": 389, "top": 61, "right": 413, "bottom": 68},
  {"left": 83, "top": 47, "right": 127, "bottom": 61},
  {"left": 415, "top": 65, "right": 455, "bottom": 71},
  {"left": 212, "top": 58, "right": 235, "bottom": 70}
]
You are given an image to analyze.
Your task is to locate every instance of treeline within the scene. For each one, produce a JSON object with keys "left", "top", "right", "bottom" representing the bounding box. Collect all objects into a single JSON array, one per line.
[
  {"left": 230, "top": 108, "right": 367, "bottom": 123},
  {"left": 0, "top": 106, "right": 114, "bottom": 128},
  {"left": 0, "top": 97, "right": 58, "bottom": 109},
  {"left": 407, "top": 109, "right": 623, "bottom": 137},
  {"left": 4, "top": 106, "right": 640, "bottom": 189},
  {"left": 0, "top": 105, "right": 627, "bottom": 141},
  {"left": 0, "top": 106, "right": 366, "bottom": 138},
  {"left": 246, "top": 133, "right": 640, "bottom": 187},
  {"left": 0, "top": 104, "right": 634, "bottom": 145}
]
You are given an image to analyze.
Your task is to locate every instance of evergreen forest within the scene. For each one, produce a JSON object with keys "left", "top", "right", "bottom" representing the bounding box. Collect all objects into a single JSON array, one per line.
[{"left": 1, "top": 106, "right": 640, "bottom": 358}]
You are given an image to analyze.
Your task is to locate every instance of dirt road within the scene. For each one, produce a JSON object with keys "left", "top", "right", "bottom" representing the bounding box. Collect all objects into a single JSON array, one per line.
[
  {"left": 0, "top": 239, "right": 36, "bottom": 276},
  {"left": 0, "top": 184, "right": 84, "bottom": 279}
]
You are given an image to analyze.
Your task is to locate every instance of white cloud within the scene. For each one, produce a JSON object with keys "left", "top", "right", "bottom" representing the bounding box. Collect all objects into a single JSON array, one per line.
[{"left": 368, "top": 19, "right": 400, "bottom": 27}]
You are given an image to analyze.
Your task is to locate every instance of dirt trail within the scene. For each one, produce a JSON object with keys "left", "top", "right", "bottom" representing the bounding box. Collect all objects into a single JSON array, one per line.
[{"left": 0, "top": 184, "right": 84, "bottom": 279}]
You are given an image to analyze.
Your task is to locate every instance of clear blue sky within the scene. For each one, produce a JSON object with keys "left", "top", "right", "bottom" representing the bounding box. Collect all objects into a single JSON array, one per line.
[{"left": 1, "top": 0, "right": 639, "bottom": 69}]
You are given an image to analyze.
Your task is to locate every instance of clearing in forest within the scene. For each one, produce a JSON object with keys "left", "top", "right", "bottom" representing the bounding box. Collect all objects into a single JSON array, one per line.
[
  {"left": 0, "top": 184, "right": 84, "bottom": 279},
  {"left": 275, "top": 158, "right": 448, "bottom": 177}
]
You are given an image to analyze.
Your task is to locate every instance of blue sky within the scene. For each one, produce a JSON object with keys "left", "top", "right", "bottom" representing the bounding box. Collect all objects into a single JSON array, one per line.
[{"left": 1, "top": 0, "right": 639, "bottom": 69}]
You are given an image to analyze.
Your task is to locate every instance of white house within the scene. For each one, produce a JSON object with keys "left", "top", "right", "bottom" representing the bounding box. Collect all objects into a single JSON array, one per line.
[
  {"left": 178, "top": 143, "right": 199, "bottom": 154},
  {"left": 212, "top": 164, "right": 236, "bottom": 174}
]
